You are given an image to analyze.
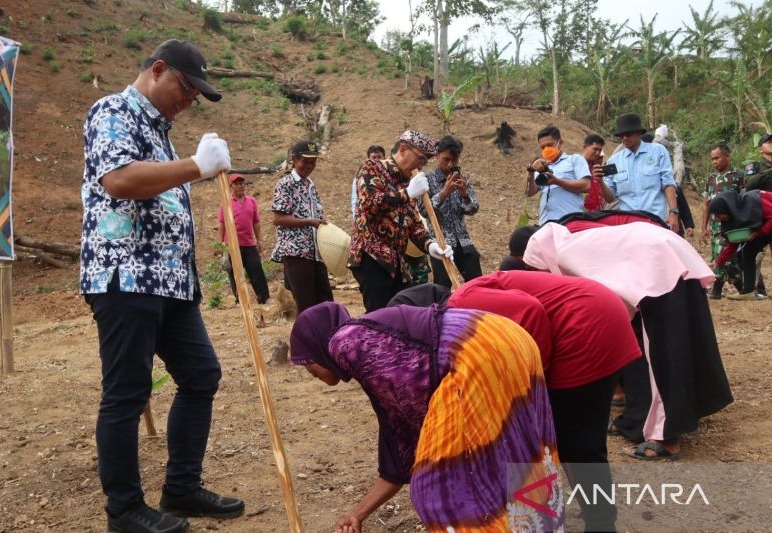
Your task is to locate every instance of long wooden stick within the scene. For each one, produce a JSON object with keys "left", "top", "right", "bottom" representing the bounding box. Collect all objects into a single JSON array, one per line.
[
  {"left": 421, "top": 192, "right": 463, "bottom": 290},
  {"left": 0, "top": 262, "right": 13, "bottom": 376},
  {"left": 142, "top": 402, "right": 157, "bottom": 437},
  {"left": 216, "top": 171, "right": 305, "bottom": 533}
]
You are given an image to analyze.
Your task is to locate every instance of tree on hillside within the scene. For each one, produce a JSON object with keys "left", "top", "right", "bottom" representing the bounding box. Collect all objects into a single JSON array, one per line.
[
  {"left": 586, "top": 21, "right": 627, "bottom": 124},
  {"left": 728, "top": 1, "right": 772, "bottom": 80},
  {"left": 419, "top": 0, "right": 500, "bottom": 94},
  {"left": 626, "top": 15, "right": 680, "bottom": 128},
  {"left": 680, "top": 0, "right": 726, "bottom": 60},
  {"left": 502, "top": 12, "right": 530, "bottom": 68},
  {"left": 323, "top": 0, "right": 383, "bottom": 40}
]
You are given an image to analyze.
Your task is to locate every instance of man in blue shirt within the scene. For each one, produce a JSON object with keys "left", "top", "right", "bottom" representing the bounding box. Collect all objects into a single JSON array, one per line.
[
  {"left": 526, "top": 126, "right": 591, "bottom": 224},
  {"left": 81, "top": 40, "right": 242, "bottom": 533},
  {"left": 604, "top": 113, "right": 680, "bottom": 232}
]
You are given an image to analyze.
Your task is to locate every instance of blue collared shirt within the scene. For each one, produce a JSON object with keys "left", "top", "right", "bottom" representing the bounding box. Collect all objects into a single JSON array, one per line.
[
  {"left": 605, "top": 141, "right": 676, "bottom": 221},
  {"left": 536, "top": 153, "right": 590, "bottom": 224},
  {"left": 80, "top": 85, "right": 198, "bottom": 300}
]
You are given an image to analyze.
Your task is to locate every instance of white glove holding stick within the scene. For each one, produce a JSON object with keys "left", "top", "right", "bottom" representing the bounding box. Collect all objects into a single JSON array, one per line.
[
  {"left": 428, "top": 241, "right": 454, "bottom": 261},
  {"left": 192, "top": 132, "right": 231, "bottom": 178},
  {"left": 406, "top": 172, "right": 430, "bottom": 199}
]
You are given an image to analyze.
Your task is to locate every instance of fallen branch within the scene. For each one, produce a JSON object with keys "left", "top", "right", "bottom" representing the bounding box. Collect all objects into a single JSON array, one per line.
[
  {"left": 452, "top": 102, "right": 552, "bottom": 112},
  {"left": 14, "top": 245, "right": 71, "bottom": 269},
  {"left": 14, "top": 235, "right": 79, "bottom": 258},
  {"left": 208, "top": 68, "right": 275, "bottom": 79}
]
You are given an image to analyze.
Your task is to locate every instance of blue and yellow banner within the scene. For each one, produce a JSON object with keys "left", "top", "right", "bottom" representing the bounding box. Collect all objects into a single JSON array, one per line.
[{"left": 0, "top": 36, "right": 19, "bottom": 261}]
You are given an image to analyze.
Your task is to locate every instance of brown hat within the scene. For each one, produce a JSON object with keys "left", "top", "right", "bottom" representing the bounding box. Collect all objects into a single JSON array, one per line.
[{"left": 148, "top": 39, "right": 221, "bottom": 102}]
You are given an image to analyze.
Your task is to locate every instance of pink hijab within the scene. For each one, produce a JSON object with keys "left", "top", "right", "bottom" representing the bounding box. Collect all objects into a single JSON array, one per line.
[{"left": 523, "top": 222, "right": 715, "bottom": 312}]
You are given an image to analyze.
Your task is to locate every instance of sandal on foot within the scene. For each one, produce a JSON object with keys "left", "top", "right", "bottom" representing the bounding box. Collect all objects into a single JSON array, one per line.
[
  {"left": 611, "top": 396, "right": 625, "bottom": 407},
  {"left": 627, "top": 441, "right": 681, "bottom": 461},
  {"left": 607, "top": 420, "right": 622, "bottom": 436}
]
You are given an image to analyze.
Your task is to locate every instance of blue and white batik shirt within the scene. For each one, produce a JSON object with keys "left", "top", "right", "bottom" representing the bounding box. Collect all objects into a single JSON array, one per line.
[{"left": 80, "top": 85, "right": 198, "bottom": 300}]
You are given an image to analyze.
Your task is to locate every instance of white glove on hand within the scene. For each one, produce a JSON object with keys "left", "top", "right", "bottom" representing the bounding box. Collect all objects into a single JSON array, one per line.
[
  {"left": 406, "top": 173, "right": 430, "bottom": 199},
  {"left": 428, "top": 241, "right": 454, "bottom": 261},
  {"left": 192, "top": 132, "right": 231, "bottom": 178}
]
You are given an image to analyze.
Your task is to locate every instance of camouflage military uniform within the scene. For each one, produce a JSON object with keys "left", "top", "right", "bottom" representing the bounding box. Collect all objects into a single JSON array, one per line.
[{"left": 704, "top": 168, "right": 743, "bottom": 288}]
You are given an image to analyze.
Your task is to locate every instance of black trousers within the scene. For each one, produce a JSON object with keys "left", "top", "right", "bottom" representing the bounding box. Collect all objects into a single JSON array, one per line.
[
  {"left": 227, "top": 245, "right": 270, "bottom": 303},
  {"left": 282, "top": 256, "right": 334, "bottom": 314},
  {"left": 740, "top": 235, "right": 772, "bottom": 292},
  {"left": 86, "top": 281, "right": 221, "bottom": 516},
  {"left": 429, "top": 244, "right": 482, "bottom": 288},
  {"left": 549, "top": 374, "right": 618, "bottom": 532},
  {"left": 611, "top": 315, "right": 649, "bottom": 443},
  {"left": 350, "top": 253, "right": 410, "bottom": 312}
]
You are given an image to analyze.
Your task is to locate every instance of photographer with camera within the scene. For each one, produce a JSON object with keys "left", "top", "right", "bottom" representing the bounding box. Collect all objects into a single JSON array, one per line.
[
  {"left": 421, "top": 135, "right": 482, "bottom": 288},
  {"left": 526, "top": 126, "right": 591, "bottom": 225}
]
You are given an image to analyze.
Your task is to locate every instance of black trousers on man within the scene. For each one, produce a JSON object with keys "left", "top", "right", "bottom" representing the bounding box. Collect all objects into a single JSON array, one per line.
[
  {"left": 740, "top": 235, "right": 772, "bottom": 293},
  {"left": 549, "top": 374, "right": 618, "bottom": 532},
  {"left": 227, "top": 245, "right": 270, "bottom": 304},
  {"left": 86, "top": 279, "right": 221, "bottom": 517},
  {"left": 282, "top": 255, "right": 334, "bottom": 314},
  {"left": 350, "top": 253, "right": 410, "bottom": 312},
  {"left": 429, "top": 243, "right": 482, "bottom": 288}
]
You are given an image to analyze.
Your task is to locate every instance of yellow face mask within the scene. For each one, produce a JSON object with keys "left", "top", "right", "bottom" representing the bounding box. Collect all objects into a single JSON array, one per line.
[{"left": 541, "top": 145, "right": 561, "bottom": 162}]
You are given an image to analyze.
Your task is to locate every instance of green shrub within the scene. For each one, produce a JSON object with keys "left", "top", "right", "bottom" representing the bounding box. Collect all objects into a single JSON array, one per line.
[
  {"left": 77, "top": 48, "right": 94, "bottom": 63},
  {"left": 313, "top": 41, "right": 325, "bottom": 50},
  {"left": 211, "top": 57, "right": 221, "bottom": 67},
  {"left": 240, "top": 79, "right": 258, "bottom": 91},
  {"left": 331, "top": 64, "right": 340, "bottom": 74},
  {"left": 306, "top": 52, "right": 315, "bottom": 62},
  {"left": 222, "top": 51, "right": 235, "bottom": 60},
  {"left": 80, "top": 70, "right": 92, "bottom": 82},
  {"left": 335, "top": 42, "right": 348, "bottom": 56},
  {"left": 316, "top": 51, "right": 326, "bottom": 60},
  {"left": 42, "top": 47, "right": 55, "bottom": 61},
  {"left": 314, "top": 64, "right": 327, "bottom": 75},
  {"left": 255, "top": 18, "right": 270, "bottom": 30},
  {"left": 357, "top": 66, "right": 367, "bottom": 77},
  {"left": 20, "top": 43, "right": 32, "bottom": 55},
  {"left": 202, "top": 8, "right": 223, "bottom": 33},
  {"left": 220, "top": 78, "right": 232, "bottom": 90},
  {"left": 283, "top": 15, "right": 308, "bottom": 40},
  {"left": 122, "top": 29, "right": 146, "bottom": 50},
  {"left": 270, "top": 45, "right": 284, "bottom": 58},
  {"left": 49, "top": 61, "right": 61, "bottom": 73},
  {"left": 224, "top": 59, "right": 235, "bottom": 69}
]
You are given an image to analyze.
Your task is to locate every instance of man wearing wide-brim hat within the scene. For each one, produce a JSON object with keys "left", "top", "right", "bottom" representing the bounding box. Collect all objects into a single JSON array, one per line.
[{"left": 604, "top": 113, "right": 680, "bottom": 232}]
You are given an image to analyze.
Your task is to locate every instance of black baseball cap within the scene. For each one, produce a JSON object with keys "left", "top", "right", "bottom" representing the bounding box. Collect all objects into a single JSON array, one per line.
[
  {"left": 148, "top": 39, "right": 221, "bottom": 102},
  {"left": 291, "top": 139, "right": 320, "bottom": 158},
  {"left": 758, "top": 132, "right": 772, "bottom": 147}
]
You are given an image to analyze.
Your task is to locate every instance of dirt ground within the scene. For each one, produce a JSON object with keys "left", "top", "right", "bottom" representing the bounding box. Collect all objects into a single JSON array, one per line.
[{"left": 2, "top": 1, "right": 772, "bottom": 531}]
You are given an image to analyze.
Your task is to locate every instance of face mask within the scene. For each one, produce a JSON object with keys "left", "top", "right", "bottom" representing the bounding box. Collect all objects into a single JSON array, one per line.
[{"left": 541, "top": 145, "right": 560, "bottom": 162}]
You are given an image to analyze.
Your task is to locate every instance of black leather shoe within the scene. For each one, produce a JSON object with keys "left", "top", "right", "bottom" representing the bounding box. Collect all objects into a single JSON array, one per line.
[
  {"left": 107, "top": 503, "right": 189, "bottom": 533},
  {"left": 159, "top": 487, "right": 245, "bottom": 519}
]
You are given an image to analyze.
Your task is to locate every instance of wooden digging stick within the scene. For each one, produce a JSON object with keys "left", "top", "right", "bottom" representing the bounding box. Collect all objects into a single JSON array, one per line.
[
  {"left": 216, "top": 171, "right": 305, "bottom": 533},
  {"left": 421, "top": 192, "right": 463, "bottom": 290},
  {"left": 142, "top": 402, "right": 157, "bottom": 437}
]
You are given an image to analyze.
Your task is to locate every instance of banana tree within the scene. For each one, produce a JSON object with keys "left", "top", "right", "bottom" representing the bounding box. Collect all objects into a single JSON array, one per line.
[{"left": 626, "top": 15, "right": 680, "bottom": 128}]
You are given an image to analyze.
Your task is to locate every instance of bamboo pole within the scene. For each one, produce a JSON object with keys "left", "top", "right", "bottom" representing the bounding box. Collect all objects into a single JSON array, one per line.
[
  {"left": 216, "top": 171, "right": 305, "bottom": 533},
  {"left": 0, "top": 262, "right": 12, "bottom": 376},
  {"left": 142, "top": 402, "right": 157, "bottom": 437},
  {"left": 421, "top": 192, "right": 463, "bottom": 290}
]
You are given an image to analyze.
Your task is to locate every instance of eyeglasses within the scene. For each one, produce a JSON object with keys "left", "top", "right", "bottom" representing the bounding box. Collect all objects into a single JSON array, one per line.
[
  {"left": 168, "top": 67, "right": 200, "bottom": 107},
  {"left": 408, "top": 146, "right": 429, "bottom": 165}
]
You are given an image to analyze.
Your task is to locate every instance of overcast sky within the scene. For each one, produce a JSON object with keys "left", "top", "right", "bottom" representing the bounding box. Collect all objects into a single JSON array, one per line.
[{"left": 372, "top": 0, "right": 763, "bottom": 59}]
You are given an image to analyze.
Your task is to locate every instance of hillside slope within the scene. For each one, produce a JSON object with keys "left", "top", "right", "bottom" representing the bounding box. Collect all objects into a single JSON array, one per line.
[{"left": 4, "top": 0, "right": 597, "bottom": 320}]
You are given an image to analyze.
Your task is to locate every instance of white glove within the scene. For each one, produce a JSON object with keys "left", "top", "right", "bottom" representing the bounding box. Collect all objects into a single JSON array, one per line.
[
  {"left": 406, "top": 172, "right": 430, "bottom": 199},
  {"left": 428, "top": 241, "right": 454, "bottom": 261},
  {"left": 192, "top": 132, "right": 231, "bottom": 178}
]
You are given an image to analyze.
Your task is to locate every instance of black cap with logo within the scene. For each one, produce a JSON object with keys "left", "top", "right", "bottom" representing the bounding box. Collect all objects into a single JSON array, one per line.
[{"left": 148, "top": 39, "right": 221, "bottom": 102}]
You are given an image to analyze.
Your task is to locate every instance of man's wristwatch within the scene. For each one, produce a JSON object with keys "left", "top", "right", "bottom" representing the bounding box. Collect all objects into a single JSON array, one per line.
[{"left": 669, "top": 207, "right": 680, "bottom": 215}]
